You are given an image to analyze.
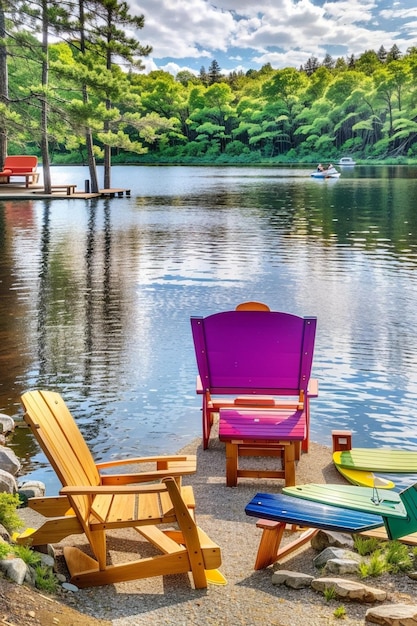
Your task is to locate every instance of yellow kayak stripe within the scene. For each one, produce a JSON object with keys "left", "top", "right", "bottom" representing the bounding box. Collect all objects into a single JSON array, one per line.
[{"left": 334, "top": 464, "right": 395, "bottom": 489}]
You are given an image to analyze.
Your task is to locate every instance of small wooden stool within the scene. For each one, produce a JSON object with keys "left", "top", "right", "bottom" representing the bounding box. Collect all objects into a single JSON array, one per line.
[
  {"left": 219, "top": 407, "right": 307, "bottom": 487},
  {"left": 332, "top": 430, "right": 352, "bottom": 452}
]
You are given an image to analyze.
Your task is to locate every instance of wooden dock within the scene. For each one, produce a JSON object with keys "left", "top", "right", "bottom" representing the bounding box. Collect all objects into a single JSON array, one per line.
[
  {"left": 99, "top": 188, "right": 131, "bottom": 198},
  {"left": 0, "top": 184, "right": 131, "bottom": 200}
]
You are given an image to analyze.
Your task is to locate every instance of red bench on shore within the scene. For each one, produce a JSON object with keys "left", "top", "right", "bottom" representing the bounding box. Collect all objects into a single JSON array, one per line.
[{"left": 0, "top": 156, "right": 40, "bottom": 187}]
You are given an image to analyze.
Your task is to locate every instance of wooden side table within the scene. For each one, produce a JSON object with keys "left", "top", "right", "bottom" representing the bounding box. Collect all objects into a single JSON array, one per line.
[{"left": 219, "top": 407, "right": 307, "bottom": 487}]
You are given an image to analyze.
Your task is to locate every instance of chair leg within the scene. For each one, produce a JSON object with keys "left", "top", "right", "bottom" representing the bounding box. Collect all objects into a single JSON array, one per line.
[
  {"left": 283, "top": 443, "right": 296, "bottom": 486},
  {"left": 163, "top": 477, "right": 208, "bottom": 589},
  {"left": 254, "top": 520, "right": 286, "bottom": 569},
  {"left": 86, "top": 529, "right": 108, "bottom": 570},
  {"left": 254, "top": 519, "right": 318, "bottom": 569},
  {"left": 302, "top": 397, "right": 310, "bottom": 453},
  {"left": 202, "top": 393, "right": 213, "bottom": 450},
  {"left": 225, "top": 442, "right": 238, "bottom": 487}
]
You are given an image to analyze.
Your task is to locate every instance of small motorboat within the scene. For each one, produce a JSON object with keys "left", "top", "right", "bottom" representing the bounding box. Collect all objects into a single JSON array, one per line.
[
  {"left": 338, "top": 156, "right": 356, "bottom": 166},
  {"left": 311, "top": 166, "right": 340, "bottom": 179}
]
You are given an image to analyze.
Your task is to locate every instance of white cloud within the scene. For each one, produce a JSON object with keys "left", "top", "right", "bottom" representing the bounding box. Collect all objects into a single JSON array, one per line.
[
  {"left": 126, "top": 0, "right": 416, "bottom": 73},
  {"left": 131, "top": 0, "right": 236, "bottom": 57},
  {"left": 380, "top": 7, "right": 417, "bottom": 19}
]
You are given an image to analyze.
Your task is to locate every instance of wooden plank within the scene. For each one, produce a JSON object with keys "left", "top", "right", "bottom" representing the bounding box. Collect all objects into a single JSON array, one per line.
[
  {"left": 136, "top": 525, "right": 184, "bottom": 554},
  {"left": 99, "top": 188, "right": 131, "bottom": 197},
  {"left": 359, "top": 526, "right": 417, "bottom": 546},
  {"left": 90, "top": 494, "right": 114, "bottom": 523},
  {"left": 99, "top": 454, "right": 196, "bottom": 484},
  {"left": 28, "top": 495, "right": 74, "bottom": 517},
  {"left": 137, "top": 492, "right": 163, "bottom": 522},
  {"left": 16, "top": 516, "right": 83, "bottom": 545}
]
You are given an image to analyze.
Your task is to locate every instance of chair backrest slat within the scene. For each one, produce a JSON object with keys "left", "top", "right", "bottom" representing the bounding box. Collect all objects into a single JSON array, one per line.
[{"left": 21, "top": 390, "right": 100, "bottom": 489}]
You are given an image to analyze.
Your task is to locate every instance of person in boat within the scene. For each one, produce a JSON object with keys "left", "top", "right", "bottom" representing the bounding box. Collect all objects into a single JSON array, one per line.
[{"left": 317, "top": 163, "right": 324, "bottom": 171}]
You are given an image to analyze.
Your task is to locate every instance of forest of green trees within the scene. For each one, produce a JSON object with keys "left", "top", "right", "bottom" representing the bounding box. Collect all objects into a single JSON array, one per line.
[{"left": 2, "top": 1, "right": 417, "bottom": 188}]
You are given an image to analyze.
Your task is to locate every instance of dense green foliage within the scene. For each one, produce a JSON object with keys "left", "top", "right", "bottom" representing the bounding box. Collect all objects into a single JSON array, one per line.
[
  {"left": 3, "top": 7, "right": 417, "bottom": 165},
  {"left": 0, "top": 493, "right": 23, "bottom": 533}
]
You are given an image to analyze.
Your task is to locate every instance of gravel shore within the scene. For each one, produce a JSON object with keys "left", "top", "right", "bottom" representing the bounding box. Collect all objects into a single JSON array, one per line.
[{"left": 19, "top": 427, "right": 417, "bottom": 625}]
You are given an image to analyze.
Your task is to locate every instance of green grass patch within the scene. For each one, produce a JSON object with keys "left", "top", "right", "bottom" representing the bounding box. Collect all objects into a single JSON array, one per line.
[{"left": 333, "top": 605, "right": 346, "bottom": 619}]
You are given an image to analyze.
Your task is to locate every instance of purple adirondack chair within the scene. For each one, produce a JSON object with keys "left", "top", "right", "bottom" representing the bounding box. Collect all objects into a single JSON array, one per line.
[{"left": 190, "top": 309, "right": 317, "bottom": 451}]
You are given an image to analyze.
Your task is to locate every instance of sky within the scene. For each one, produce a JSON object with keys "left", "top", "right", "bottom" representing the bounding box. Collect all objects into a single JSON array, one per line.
[{"left": 126, "top": 0, "right": 417, "bottom": 76}]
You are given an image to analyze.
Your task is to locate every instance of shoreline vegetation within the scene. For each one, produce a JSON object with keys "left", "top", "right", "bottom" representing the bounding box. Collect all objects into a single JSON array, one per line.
[{"left": 38, "top": 156, "right": 417, "bottom": 167}]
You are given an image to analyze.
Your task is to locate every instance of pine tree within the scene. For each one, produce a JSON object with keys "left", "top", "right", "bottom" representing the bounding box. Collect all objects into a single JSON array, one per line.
[
  {"left": 322, "top": 53, "right": 335, "bottom": 70},
  {"left": 377, "top": 45, "right": 387, "bottom": 63},
  {"left": 387, "top": 44, "right": 402, "bottom": 63},
  {"left": 208, "top": 59, "right": 222, "bottom": 84},
  {"left": 87, "top": 0, "right": 151, "bottom": 189},
  {"left": 199, "top": 66, "right": 208, "bottom": 85}
]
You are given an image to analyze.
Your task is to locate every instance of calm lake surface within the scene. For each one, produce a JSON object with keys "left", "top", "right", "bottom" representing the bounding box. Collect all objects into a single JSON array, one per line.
[{"left": 1, "top": 164, "right": 417, "bottom": 494}]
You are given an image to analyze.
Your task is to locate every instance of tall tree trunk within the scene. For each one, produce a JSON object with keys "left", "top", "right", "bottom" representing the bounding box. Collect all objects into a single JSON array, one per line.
[
  {"left": 85, "top": 99, "right": 99, "bottom": 193},
  {"left": 103, "top": 5, "right": 112, "bottom": 190},
  {"left": 41, "top": 0, "right": 51, "bottom": 193},
  {"left": 0, "top": 2, "right": 8, "bottom": 168},
  {"left": 79, "top": 0, "right": 98, "bottom": 192}
]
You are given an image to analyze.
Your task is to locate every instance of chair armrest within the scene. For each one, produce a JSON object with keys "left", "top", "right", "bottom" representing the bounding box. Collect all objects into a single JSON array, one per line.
[
  {"left": 97, "top": 454, "right": 196, "bottom": 483},
  {"left": 97, "top": 454, "right": 197, "bottom": 486},
  {"left": 96, "top": 454, "right": 194, "bottom": 469},
  {"left": 60, "top": 483, "right": 170, "bottom": 496},
  {"left": 307, "top": 378, "right": 319, "bottom": 398}
]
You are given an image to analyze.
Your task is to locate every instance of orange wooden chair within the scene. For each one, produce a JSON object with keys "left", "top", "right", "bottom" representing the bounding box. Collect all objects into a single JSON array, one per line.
[{"left": 17, "top": 390, "right": 221, "bottom": 589}]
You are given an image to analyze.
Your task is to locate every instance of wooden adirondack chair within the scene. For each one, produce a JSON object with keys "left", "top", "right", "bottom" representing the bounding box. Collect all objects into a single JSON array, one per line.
[
  {"left": 190, "top": 309, "right": 318, "bottom": 456},
  {"left": 17, "top": 390, "right": 221, "bottom": 589}
]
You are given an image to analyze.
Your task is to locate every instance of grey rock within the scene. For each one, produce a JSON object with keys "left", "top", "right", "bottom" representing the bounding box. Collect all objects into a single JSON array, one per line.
[
  {"left": 17, "top": 479, "right": 45, "bottom": 500},
  {"left": 325, "top": 558, "right": 360, "bottom": 575},
  {"left": 365, "top": 603, "right": 417, "bottom": 624},
  {"left": 311, "top": 529, "right": 354, "bottom": 551},
  {"left": 0, "top": 557, "right": 28, "bottom": 584},
  {"left": 0, "top": 446, "right": 20, "bottom": 476},
  {"left": 0, "top": 414, "right": 15, "bottom": 435},
  {"left": 311, "top": 576, "right": 387, "bottom": 602},
  {"left": 62, "top": 582, "right": 79, "bottom": 592},
  {"left": 0, "top": 468, "right": 18, "bottom": 493},
  {"left": 0, "top": 523, "right": 10, "bottom": 541},
  {"left": 39, "top": 553, "right": 55, "bottom": 568},
  {"left": 272, "top": 570, "right": 314, "bottom": 588},
  {"left": 313, "top": 546, "right": 360, "bottom": 568},
  {"left": 25, "top": 566, "right": 37, "bottom": 585}
]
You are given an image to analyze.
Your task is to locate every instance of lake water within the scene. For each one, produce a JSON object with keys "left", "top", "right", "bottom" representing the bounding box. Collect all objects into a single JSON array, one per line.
[{"left": 1, "top": 164, "right": 417, "bottom": 494}]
